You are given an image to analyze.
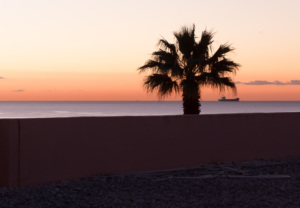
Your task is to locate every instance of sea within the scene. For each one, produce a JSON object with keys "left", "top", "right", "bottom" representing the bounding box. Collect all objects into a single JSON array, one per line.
[{"left": 0, "top": 101, "right": 300, "bottom": 118}]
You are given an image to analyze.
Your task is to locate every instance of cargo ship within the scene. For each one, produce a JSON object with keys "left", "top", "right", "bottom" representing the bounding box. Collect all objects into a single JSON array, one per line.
[{"left": 218, "top": 96, "right": 239, "bottom": 101}]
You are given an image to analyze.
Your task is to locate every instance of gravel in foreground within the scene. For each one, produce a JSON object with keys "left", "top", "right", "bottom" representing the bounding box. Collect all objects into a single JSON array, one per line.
[{"left": 1, "top": 157, "right": 300, "bottom": 208}]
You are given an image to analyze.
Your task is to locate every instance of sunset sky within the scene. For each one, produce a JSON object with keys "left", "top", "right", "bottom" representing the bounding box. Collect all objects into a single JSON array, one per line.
[{"left": 1, "top": 0, "right": 300, "bottom": 101}]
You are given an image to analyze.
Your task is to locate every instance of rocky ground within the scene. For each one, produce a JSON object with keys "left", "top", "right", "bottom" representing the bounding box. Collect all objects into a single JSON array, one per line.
[{"left": 1, "top": 157, "right": 300, "bottom": 208}]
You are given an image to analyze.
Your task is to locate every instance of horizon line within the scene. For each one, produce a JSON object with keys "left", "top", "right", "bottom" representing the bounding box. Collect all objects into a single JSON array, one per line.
[{"left": 0, "top": 100, "right": 300, "bottom": 102}]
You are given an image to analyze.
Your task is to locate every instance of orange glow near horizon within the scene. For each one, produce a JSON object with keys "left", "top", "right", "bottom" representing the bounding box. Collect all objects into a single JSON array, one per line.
[{"left": 1, "top": 71, "right": 300, "bottom": 101}]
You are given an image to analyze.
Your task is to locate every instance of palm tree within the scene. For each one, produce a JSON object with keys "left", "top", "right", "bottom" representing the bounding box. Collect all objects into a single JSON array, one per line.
[{"left": 138, "top": 24, "right": 240, "bottom": 114}]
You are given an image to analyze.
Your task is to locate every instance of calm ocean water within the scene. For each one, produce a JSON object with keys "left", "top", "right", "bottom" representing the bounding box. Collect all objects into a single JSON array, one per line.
[{"left": 0, "top": 101, "right": 300, "bottom": 118}]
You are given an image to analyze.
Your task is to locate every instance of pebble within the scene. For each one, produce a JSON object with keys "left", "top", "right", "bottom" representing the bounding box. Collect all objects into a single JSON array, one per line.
[{"left": 0, "top": 156, "right": 300, "bottom": 207}]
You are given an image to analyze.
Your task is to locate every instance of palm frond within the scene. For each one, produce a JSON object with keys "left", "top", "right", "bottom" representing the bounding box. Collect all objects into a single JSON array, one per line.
[
  {"left": 143, "top": 74, "right": 180, "bottom": 98},
  {"left": 171, "top": 62, "right": 184, "bottom": 77},
  {"left": 209, "top": 43, "right": 235, "bottom": 64},
  {"left": 206, "top": 76, "right": 237, "bottom": 94},
  {"left": 187, "top": 57, "right": 205, "bottom": 72},
  {"left": 194, "top": 29, "right": 215, "bottom": 57},
  {"left": 152, "top": 49, "right": 177, "bottom": 64},
  {"left": 211, "top": 58, "right": 241, "bottom": 76},
  {"left": 141, "top": 50, "right": 183, "bottom": 77},
  {"left": 173, "top": 24, "right": 196, "bottom": 60},
  {"left": 156, "top": 38, "right": 177, "bottom": 55},
  {"left": 194, "top": 74, "right": 208, "bottom": 85},
  {"left": 138, "top": 60, "right": 174, "bottom": 74},
  {"left": 138, "top": 60, "right": 161, "bottom": 73}
]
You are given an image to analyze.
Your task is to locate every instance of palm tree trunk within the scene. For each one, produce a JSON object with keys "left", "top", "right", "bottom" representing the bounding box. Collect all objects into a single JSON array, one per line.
[{"left": 182, "top": 89, "right": 201, "bottom": 114}]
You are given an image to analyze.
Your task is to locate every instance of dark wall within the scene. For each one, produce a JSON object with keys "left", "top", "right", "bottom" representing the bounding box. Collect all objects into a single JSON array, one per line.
[
  {"left": 0, "top": 120, "right": 19, "bottom": 188},
  {"left": 1, "top": 113, "right": 300, "bottom": 187}
]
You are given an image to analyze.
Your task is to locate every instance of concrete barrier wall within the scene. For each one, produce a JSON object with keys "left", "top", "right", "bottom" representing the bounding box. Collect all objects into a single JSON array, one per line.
[
  {"left": 0, "top": 120, "right": 19, "bottom": 188},
  {"left": 1, "top": 113, "right": 300, "bottom": 187}
]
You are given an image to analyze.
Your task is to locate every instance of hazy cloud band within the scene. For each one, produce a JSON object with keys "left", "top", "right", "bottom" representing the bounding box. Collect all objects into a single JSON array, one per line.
[{"left": 236, "top": 80, "right": 300, "bottom": 85}]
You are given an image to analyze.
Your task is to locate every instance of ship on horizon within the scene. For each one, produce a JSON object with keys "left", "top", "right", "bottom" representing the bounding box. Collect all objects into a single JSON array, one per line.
[{"left": 218, "top": 96, "right": 239, "bottom": 102}]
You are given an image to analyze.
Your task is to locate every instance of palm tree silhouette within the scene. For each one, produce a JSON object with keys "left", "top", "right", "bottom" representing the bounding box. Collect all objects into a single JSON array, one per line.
[{"left": 138, "top": 24, "right": 240, "bottom": 114}]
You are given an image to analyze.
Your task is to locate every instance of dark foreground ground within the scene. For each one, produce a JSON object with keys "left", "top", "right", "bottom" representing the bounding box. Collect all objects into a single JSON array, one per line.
[{"left": 1, "top": 157, "right": 300, "bottom": 208}]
